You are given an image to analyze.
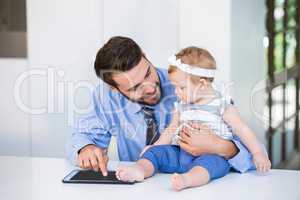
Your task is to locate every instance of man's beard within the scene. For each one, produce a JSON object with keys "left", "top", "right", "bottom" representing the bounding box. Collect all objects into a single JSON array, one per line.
[{"left": 116, "top": 81, "right": 162, "bottom": 106}]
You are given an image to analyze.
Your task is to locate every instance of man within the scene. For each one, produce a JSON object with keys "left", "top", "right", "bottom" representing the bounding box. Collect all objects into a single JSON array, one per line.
[{"left": 66, "top": 36, "right": 255, "bottom": 176}]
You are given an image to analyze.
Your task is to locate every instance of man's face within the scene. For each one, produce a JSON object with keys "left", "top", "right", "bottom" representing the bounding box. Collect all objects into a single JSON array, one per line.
[{"left": 112, "top": 57, "right": 161, "bottom": 105}]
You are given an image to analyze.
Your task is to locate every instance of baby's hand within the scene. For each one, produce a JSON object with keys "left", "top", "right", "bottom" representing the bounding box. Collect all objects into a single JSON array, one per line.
[
  {"left": 139, "top": 145, "right": 153, "bottom": 157},
  {"left": 253, "top": 152, "right": 271, "bottom": 173}
]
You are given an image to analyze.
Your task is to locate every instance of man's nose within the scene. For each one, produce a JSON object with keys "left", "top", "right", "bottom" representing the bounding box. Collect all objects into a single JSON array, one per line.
[{"left": 143, "top": 84, "right": 156, "bottom": 94}]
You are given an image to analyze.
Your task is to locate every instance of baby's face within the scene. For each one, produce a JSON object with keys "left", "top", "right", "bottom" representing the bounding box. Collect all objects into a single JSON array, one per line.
[{"left": 169, "top": 70, "right": 204, "bottom": 104}]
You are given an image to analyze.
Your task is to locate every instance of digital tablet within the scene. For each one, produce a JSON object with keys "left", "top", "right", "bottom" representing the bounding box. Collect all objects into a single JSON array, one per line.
[{"left": 62, "top": 170, "right": 135, "bottom": 184}]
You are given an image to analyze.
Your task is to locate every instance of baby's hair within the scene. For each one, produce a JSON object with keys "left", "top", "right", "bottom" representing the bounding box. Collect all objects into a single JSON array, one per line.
[{"left": 168, "top": 46, "right": 216, "bottom": 82}]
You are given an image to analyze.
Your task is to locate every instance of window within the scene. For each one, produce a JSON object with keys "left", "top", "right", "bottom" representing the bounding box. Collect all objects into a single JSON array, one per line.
[
  {"left": 0, "top": 0, "right": 27, "bottom": 57},
  {"left": 266, "top": 0, "right": 300, "bottom": 167}
]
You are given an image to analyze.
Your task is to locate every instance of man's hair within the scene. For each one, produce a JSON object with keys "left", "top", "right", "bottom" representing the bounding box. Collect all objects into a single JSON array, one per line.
[
  {"left": 168, "top": 46, "right": 216, "bottom": 82},
  {"left": 94, "top": 36, "right": 143, "bottom": 86}
]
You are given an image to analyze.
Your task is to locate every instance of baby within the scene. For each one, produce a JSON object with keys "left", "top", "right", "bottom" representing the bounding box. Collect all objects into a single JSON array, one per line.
[{"left": 116, "top": 46, "right": 271, "bottom": 191}]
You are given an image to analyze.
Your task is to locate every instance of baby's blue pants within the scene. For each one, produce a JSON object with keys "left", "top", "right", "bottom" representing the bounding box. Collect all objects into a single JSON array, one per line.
[{"left": 141, "top": 145, "right": 230, "bottom": 180}]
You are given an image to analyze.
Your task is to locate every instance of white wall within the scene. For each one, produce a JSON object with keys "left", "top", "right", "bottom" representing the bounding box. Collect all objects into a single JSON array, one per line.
[
  {"left": 26, "top": 0, "right": 103, "bottom": 158},
  {"left": 179, "top": 0, "right": 232, "bottom": 82},
  {"left": 0, "top": 59, "right": 30, "bottom": 156},
  {"left": 102, "top": 0, "right": 179, "bottom": 67},
  {"left": 0, "top": 0, "right": 267, "bottom": 158},
  {"left": 25, "top": 0, "right": 178, "bottom": 158},
  {"left": 230, "top": 0, "right": 267, "bottom": 143}
]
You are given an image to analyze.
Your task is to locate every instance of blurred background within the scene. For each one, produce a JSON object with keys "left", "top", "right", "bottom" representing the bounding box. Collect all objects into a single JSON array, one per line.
[{"left": 0, "top": 0, "right": 299, "bottom": 170}]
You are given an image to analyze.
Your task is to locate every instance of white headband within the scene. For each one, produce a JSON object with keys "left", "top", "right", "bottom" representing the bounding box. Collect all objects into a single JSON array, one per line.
[{"left": 168, "top": 55, "right": 216, "bottom": 78}]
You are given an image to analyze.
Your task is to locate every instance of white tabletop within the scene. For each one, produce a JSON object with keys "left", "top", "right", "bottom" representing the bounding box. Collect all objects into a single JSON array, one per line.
[{"left": 1, "top": 156, "right": 300, "bottom": 200}]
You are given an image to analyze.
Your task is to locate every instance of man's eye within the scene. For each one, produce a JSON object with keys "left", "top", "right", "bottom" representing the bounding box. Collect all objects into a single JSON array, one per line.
[
  {"left": 145, "top": 68, "right": 151, "bottom": 78},
  {"left": 130, "top": 86, "right": 138, "bottom": 92}
]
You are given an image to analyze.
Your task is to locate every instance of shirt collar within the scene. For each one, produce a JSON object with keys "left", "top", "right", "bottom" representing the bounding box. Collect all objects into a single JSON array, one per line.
[{"left": 126, "top": 99, "right": 143, "bottom": 114}]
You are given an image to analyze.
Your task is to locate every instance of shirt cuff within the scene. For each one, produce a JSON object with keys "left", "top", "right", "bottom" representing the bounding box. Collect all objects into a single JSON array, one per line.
[{"left": 227, "top": 138, "right": 256, "bottom": 173}]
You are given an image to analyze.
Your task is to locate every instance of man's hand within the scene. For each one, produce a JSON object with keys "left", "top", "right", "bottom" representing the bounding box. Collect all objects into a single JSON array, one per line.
[
  {"left": 178, "top": 123, "right": 238, "bottom": 159},
  {"left": 78, "top": 144, "right": 108, "bottom": 176}
]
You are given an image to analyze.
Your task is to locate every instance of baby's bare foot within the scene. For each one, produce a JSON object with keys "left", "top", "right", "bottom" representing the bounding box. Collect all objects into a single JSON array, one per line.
[
  {"left": 171, "top": 173, "right": 188, "bottom": 191},
  {"left": 116, "top": 165, "right": 145, "bottom": 182}
]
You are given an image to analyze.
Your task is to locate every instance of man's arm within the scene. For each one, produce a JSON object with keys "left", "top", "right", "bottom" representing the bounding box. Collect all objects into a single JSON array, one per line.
[
  {"left": 177, "top": 124, "right": 238, "bottom": 159},
  {"left": 178, "top": 123, "right": 256, "bottom": 173},
  {"left": 227, "top": 136, "right": 257, "bottom": 173},
  {"left": 65, "top": 128, "right": 111, "bottom": 166},
  {"left": 223, "top": 106, "right": 271, "bottom": 172},
  {"left": 65, "top": 131, "right": 95, "bottom": 166},
  {"left": 65, "top": 88, "right": 112, "bottom": 175},
  {"left": 154, "top": 111, "right": 179, "bottom": 145},
  {"left": 211, "top": 137, "right": 239, "bottom": 159}
]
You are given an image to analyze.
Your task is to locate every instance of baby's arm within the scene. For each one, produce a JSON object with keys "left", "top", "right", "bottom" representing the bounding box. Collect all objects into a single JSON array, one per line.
[
  {"left": 139, "top": 111, "right": 179, "bottom": 157},
  {"left": 154, "top": 111, "right": 180, "bottom": 145},
  {"left": 223, "top": 106, "right": 271, "bottom": 172}
]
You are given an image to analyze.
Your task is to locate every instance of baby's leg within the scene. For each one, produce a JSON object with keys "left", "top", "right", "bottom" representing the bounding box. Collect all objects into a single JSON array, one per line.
[
  {"left": 171, "top": 166, "right": 209, "bottom": 191},
  {"left": 116, "top": 145, "right": 181, "bottom": 182},
  {"left": 116, "top": 158, "right": 154, "bottom": 182},
  {"left": 171, "top": 154, "right": 230, "bottom": 191}
]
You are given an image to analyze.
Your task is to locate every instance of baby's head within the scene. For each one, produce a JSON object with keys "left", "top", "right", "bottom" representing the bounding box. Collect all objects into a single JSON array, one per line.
[{"left": 168, "top": 46, "right": 216, "bottom": 103}]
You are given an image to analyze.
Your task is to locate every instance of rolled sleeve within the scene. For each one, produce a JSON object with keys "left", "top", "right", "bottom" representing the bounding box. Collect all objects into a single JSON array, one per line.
[{"left": 227, "top": 136, "right": 256, "bottom": 173}]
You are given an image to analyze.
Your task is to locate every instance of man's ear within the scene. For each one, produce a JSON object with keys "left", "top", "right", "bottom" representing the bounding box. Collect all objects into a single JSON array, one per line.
[
  {"left": 142, "top": 52, "right": 148, "bottom": 60},
  {"left": 106, "top": 75, "right": 119, "bottom": 91}
]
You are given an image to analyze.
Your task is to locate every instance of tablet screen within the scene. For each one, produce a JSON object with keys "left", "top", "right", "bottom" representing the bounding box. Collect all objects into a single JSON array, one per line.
[
  {"left": 71, "top": 171, "right": 116, "bottom": 181},
  {"left": 63, "top": 170, "right": 135, "bottom": 184}
]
